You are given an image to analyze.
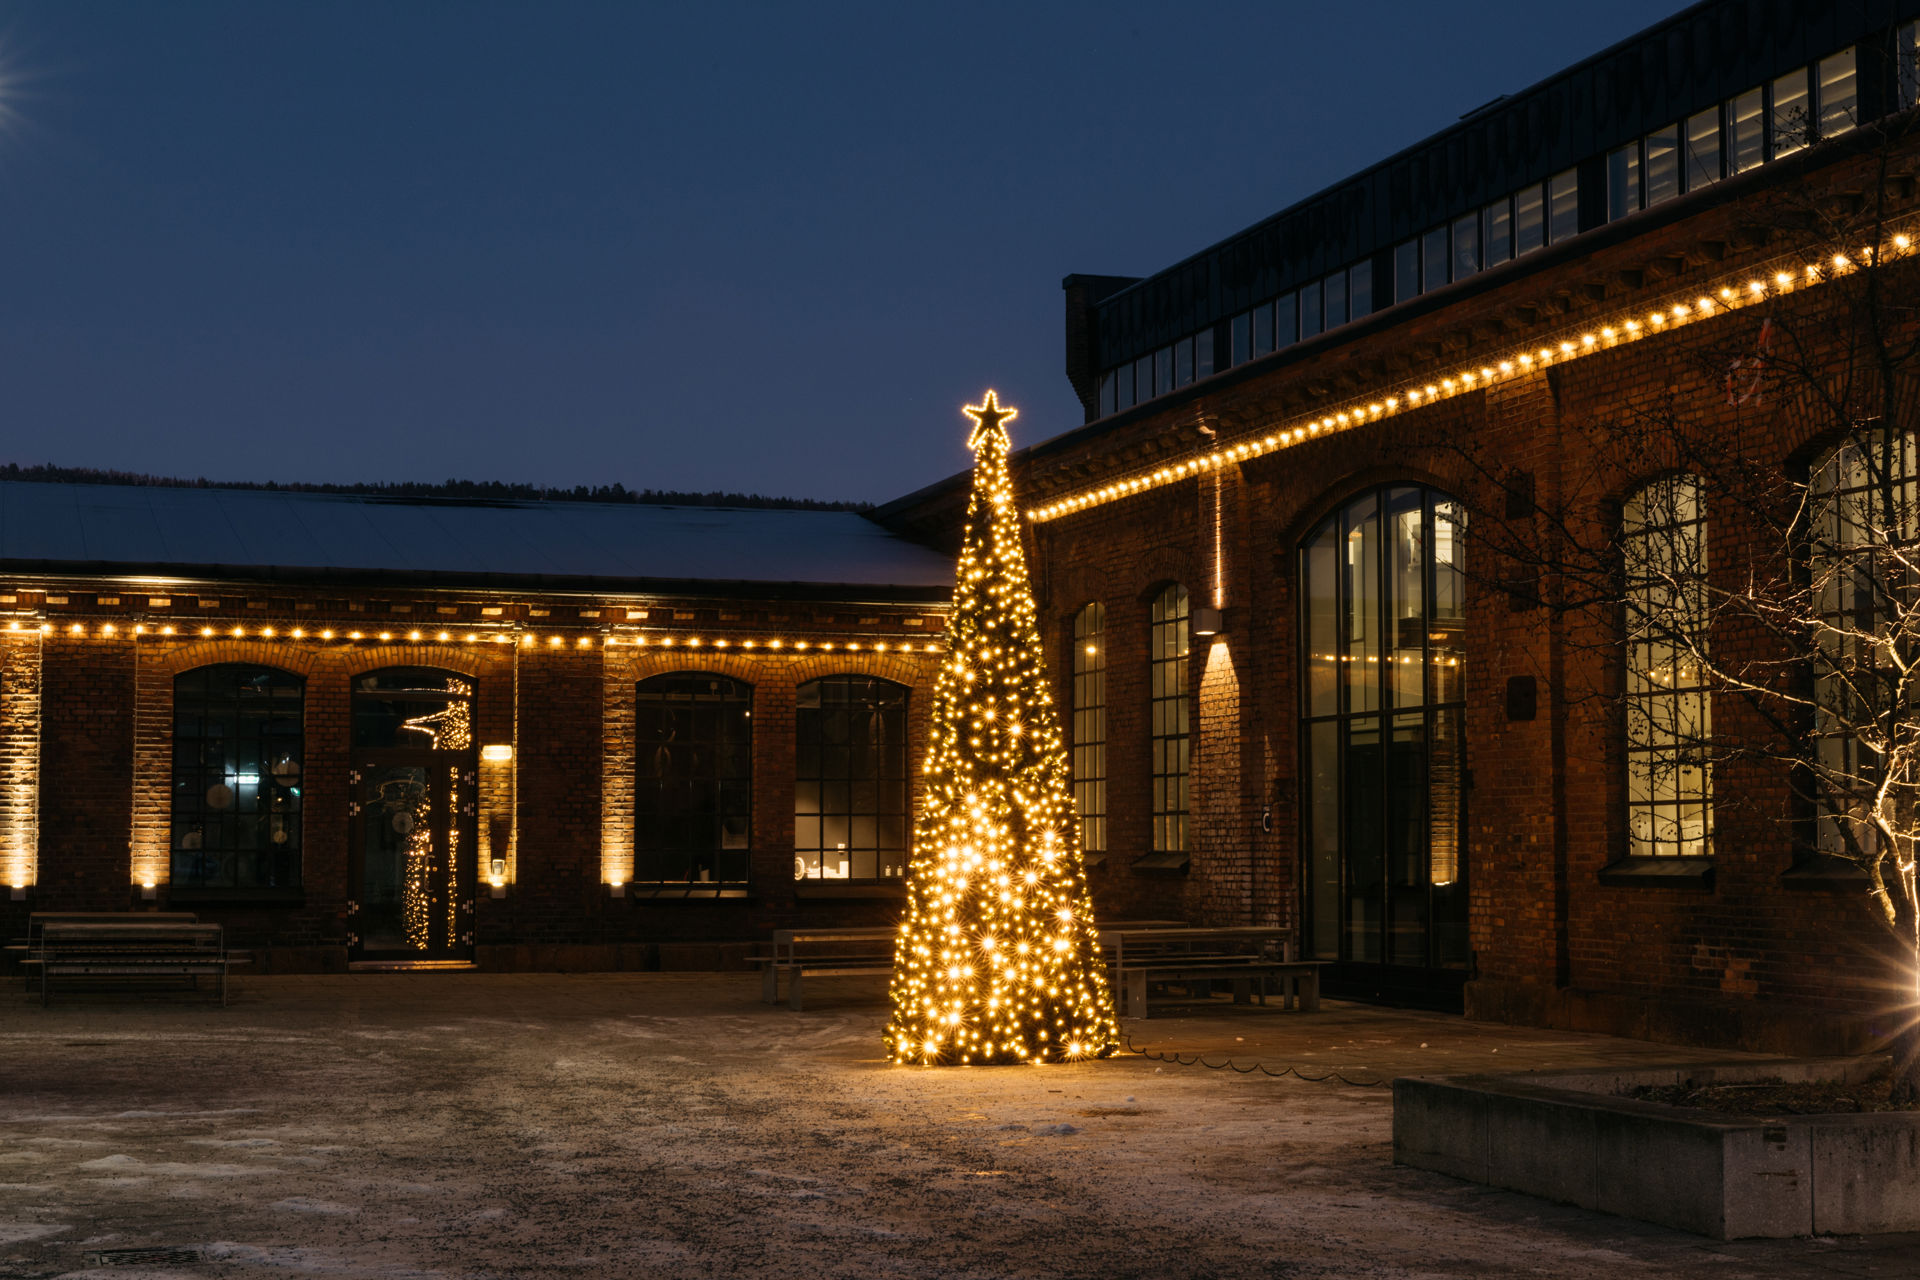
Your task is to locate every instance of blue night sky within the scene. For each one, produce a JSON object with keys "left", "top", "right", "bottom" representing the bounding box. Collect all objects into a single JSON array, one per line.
[{"left": 0, "top": 1, "right": 1685, "bottom": 504}]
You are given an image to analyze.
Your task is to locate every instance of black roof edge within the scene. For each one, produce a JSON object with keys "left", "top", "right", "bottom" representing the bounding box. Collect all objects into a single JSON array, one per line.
[{"left": 0, "top": 560, "right": 952, "bottom": 606}]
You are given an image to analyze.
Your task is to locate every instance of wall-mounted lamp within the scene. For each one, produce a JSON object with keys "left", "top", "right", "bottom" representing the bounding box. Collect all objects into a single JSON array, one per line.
[{"left": 1191, "top": 606, "right": 1223, "bottom": 638}]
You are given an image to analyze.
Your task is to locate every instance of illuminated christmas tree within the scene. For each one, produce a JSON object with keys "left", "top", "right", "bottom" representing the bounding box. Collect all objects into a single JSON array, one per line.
[{"left": 885, "top": 391, "right": 1118, "bottom": 1065}]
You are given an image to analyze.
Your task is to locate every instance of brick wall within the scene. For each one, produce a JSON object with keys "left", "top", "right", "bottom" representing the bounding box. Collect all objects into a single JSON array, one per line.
[{"left": 970, "top": 135, "right": 1920, "bottom": 1054}]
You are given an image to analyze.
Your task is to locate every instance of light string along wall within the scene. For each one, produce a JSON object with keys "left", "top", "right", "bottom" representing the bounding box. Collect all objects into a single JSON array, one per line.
[
  {"left": 0, "top": 618, "right": 944, "bottom": 654},
  {"left": 1030, "top": 229, "right": 1920, "bottom": 523}
]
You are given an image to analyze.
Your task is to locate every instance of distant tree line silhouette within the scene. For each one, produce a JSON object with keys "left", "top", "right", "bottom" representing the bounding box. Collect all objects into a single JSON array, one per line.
[{"left": 0, "top": 463, "right": 872, "bottom": 512}]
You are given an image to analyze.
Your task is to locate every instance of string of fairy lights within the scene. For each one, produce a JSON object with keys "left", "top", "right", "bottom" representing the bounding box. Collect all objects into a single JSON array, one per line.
[
  {"left": 0, "top": 618, "right": 944, "bottom": 654},
  {"left": 885, "top": 391, "right": 1118, "bottom": 1067},
  {"left": 1028, "top": 230, "right": 1920, "bottom": 523}
]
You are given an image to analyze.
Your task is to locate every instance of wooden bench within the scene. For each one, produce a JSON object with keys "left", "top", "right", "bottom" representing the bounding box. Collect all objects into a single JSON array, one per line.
[
  {"left": 31, "top": 921, "right": 243, "bottom": 1006},
  {"left": 1116, "top": 957, "right": 1323, "bottom": 1018},
  {"left": 1101, "top": 926, "right": 1324, "bottom": 1018},
  {"left": 753, "top": 919, "right": 1196, "bottom": 1011},
  {"left": 8, "top": 912, "right": 201, "bottom": 986},
  {"left": 754, "top": 927, "right": 896, "bottom": 1010}
]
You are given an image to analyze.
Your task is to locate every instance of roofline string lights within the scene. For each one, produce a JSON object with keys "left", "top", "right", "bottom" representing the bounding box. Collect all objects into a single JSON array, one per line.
[
  {"left": 0, "top": 618, "right": 943, "bottom": 654},
  {"left": 1029, "top": 232, "right": 1917, "bottom": 523}
]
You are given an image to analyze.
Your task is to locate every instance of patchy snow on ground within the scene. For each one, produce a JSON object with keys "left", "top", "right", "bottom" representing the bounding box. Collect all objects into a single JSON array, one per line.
[{"left": 0, "top": 973, "right": 1913, "bottom": 1279}]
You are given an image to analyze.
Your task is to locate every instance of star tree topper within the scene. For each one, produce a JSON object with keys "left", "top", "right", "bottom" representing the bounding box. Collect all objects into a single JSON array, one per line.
[{"left": 884, "top": 390, "right": 1118, "bottom": 1066}]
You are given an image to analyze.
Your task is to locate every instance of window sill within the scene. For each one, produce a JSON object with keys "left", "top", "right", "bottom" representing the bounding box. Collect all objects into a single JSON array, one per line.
[
  {"left": 793, "top": 881, "right": 906, "bottom": 899},
  {"left": 1597, "top": 856, "right": 1714, "bottom": 889},
  {"left": 1129, "top": 851, "right": 1190, "bottom": 873},
  {"left": 624, "top": 884, "right": 749, "bottom": 901},
  {"left": 164, "top": 887, "right": 305, "bottom": 906},
  {"left": 1781, "top": 857, "right": 1871, "bottom": 891}
]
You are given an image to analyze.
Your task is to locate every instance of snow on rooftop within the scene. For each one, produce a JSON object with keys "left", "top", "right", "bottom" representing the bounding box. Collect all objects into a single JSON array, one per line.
[{"left": 0, "top": 482, "right": 954, "bottom": 591}]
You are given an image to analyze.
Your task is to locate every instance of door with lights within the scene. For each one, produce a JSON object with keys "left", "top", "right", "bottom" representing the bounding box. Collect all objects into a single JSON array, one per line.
[
  {"left": 1298, "top": 485, "right": 1470, "bottom": 1008},
  {"left": 347, "top": 669, "right": 478, "bottom": 963}
]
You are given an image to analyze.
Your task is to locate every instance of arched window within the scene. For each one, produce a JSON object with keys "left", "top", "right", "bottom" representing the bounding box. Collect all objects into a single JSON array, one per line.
[
  {"left": 635, "top": 673, "right": 753, "bottom": 886},
  {"left": 1299, "top": 485, "right": 1467, "bottom": 971},
  {"left": 1071, "top": 603, "right": 1107, "bottom": 856},
  {"left": 795, "top": 675, "right": 909, "bottom": 882},
  {"left": 1622, "top": 475, "right": 1711, "bottom": 858},
  {"left": 1809, "top": 427, "right": 1920, "bottom": 857},
  {"left": 1149, "top": 584, "right": 1190, "bottom": 854},
  {"left": 172, "top": 664, "right": 304, "bottom": 891}
]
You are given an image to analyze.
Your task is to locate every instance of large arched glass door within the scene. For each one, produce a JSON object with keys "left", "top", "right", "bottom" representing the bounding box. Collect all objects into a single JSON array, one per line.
[{"left": 1300, "top": 485, "right": 1468, "bottom": 1000}]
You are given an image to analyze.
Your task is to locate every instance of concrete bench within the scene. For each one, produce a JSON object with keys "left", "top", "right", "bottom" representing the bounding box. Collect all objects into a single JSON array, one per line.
[{"left": 31, "top": 922, "right": 244, "bottom": 1006}]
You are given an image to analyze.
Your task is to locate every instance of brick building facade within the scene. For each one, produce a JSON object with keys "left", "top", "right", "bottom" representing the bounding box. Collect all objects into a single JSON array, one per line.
[
  {"left": 875, "top": 0, "right": 1920, "bottom": 1055},
  {"left": 0, "top": 491, "right": 951, "bottom": 971}
]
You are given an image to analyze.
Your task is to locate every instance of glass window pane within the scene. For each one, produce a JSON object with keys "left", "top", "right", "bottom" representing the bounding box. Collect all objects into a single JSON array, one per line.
[
  {"left": 1818, "top": 48, "right": 1857, "bottom": 138},
  {"left": 172, "top": 664, "right": 306, "bottom": 891},
  {"left": 1344, "top": 495, "right": 1379, "bottom": 714},
  {"left": 1608, "top": 141, "right": 1641, "bottom": 220},
  {"left": 1902, "top": 23, "right": 1920, "bottom": 111},
  {"left": 1349, "top": 260, "right": 1373, "bottom": 320},
  {"left": 1422, "top": 226, "right": 1449, "bottom": 290},
  {"left": 1685, "top": 108, "right": 1721, "bottom": 189},
  {"left": 1644, "top": 126, "right": 1679, "bottom": 206},
  {"left": 1323, "top": 271, "right": 1348, "bottom": 328},
  {"left": 1072, "top": 603, "right": 1107, "bottom": 854},
  {"left": 1514, "top": 184, "right": 1545, "bottom": 254},
  {"left": 793, "top": 676, "right": 907, "bottom": 879},
  {"left": 1772, "top": 67, "right": 1809, "bottom": 158},
  {"left": 1483, "top": 199, "right": 1511, "bottom": 264},
  {"left": 1451, "top": 214, "right": 1478, "bottom": 279},
  {"left": 1394, "top": 240, "right": 1419, "bottom": 301},
  {"left": 1548, "top": 169, "right": 1579, "bottom": 242},
  {"left": 1304, "top": 521, "right": 1340, "bottom": 717},
  {"left": 1729, "top": 88, "right": 1764, "bottom": 173},
  {"left": 1149, "top": 584, "right": 1190, "bottom": 854}
]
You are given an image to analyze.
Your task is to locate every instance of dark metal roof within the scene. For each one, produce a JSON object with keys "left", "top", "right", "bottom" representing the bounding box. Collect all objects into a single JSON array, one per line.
[{"left": 0, "top": 482, "right": 953, "bottom": 597}]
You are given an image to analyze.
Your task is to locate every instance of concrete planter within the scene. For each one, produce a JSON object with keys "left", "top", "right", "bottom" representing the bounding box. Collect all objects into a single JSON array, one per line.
[{"left": 1393, "top": 1058, "right": 1920, "bottom": 1238}]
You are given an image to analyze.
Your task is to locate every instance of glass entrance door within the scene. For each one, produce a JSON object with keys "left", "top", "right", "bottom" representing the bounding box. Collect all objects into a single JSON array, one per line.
[
  {"left": 352, "top": 756, "right": 474, "bottom": 961},
  {"left": 347, "top": 669, "right": 479, "bottom": 964},
  {"left": 1299, "top": 485, "right": 1469, "bottom": 1007}
]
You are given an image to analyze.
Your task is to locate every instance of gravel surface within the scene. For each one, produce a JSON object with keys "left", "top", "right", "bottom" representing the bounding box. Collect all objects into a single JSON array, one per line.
[{"left": 0, "top": 973, "right": 1914, "bottom": 1279}]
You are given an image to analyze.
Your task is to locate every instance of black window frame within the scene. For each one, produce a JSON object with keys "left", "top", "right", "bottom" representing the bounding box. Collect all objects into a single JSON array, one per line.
[
  {"left": 634, "top": 671, "right": 754, "bottom": 888},
  {"left": 170, "top": 663, "right": 305, "bottom": 895}
]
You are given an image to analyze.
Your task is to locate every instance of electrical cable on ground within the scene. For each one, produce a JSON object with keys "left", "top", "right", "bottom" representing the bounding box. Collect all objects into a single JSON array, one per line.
[{"left": 1122, "top": 1033, "right": 1389, "bottom": 1087}]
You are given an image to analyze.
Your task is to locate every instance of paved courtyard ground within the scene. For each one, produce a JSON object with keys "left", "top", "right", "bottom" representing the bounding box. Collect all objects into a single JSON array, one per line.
[{"left": 0, "top": 973, "right": 1914, "bottom": 1279}]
